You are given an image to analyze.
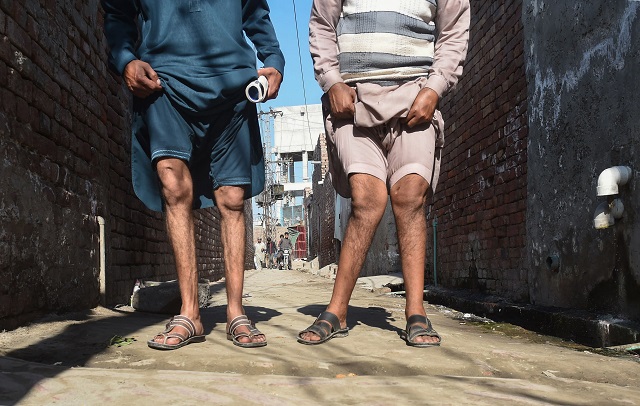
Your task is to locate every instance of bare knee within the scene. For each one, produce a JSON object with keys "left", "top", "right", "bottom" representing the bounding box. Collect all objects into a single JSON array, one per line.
[
  {"left": 156, "top": 159, "right": 193, "bottom": 207},
  {"left": 215, "top": 186, "right": 245, "bottom": 218},
  {"left": 390, "top": 175, "right": 429, "bottom": 213},
  {"left": 350, "top": 175, "right": 388, "bottom": 221}
]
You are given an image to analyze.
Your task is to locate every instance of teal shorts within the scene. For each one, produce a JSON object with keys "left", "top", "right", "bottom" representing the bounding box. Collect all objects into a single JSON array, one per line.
[{"left": 130, "top": 91, "right": 264, "bottom": 211}]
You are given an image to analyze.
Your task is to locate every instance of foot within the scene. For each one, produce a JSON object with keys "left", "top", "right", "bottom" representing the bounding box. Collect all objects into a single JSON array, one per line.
[
  {"left": 405, "top": 306, "right": 440, "bottom": 345},
  {"left": 148, "top": 314, "right": 205, "bottom": 350},
  {"left": 298, "top": 309, "right": 347, "bottom": 343},
  {"left": 226, "top": 314, "right": 266, "bottom": 346},
  {"left": 407, "top": 323, "right": 440, "bottom": 345},
  {"left": 404, "top": 314, "right": 441, "bottom": 347}
]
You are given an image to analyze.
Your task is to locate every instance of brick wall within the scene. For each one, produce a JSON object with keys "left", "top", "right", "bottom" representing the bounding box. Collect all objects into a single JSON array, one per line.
[
  {"left": 427, "top": 0, "right": 529, "bottom": 301},
  {"left": 308, "top": 134, "right": 338, "bottom": 268},
  {"left": 0, "top": 1, "right": 241, "bottom": 330}
]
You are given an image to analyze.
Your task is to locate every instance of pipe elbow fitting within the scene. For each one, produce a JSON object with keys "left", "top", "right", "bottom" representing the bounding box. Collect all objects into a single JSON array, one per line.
[
  {"left": 593, "top": 198, "right": 625, "bottom": 229},
  {"left": 597, "top": 166, "right": 632, "bottom": 196},
  {"left": 593, "top": 201, "right": 614, "bottom": 229}
]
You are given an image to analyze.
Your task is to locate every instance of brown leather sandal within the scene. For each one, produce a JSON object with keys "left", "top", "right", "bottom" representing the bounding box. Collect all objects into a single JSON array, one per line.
[
  {"left": 147, "top": 315, "right": 206, "bottom": 350},
  {"left": 226, "top": 315, "right": 267, "bottom": 348}
]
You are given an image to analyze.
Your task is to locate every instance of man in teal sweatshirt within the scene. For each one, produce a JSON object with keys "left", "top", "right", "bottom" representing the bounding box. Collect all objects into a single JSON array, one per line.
[{"left": 102, "top": 0, "right": 284, "bottom": 350}]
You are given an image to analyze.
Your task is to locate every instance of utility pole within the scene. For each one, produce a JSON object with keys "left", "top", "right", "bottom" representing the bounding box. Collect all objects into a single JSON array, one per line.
[{"left": 257, "top": 108, "right": 283, "bottom": 241}]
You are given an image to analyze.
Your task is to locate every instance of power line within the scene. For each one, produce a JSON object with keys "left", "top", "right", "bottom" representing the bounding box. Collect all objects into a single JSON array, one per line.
[
  {"left": 291, "top": 0, "right": 315, "bottom": 148},
  {"left": 257, "top": 108, "right": 283, "bottom": 240}
]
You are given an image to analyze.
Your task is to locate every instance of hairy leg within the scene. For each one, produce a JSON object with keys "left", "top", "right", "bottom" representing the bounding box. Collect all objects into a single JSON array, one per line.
[
  {"left": 301, "top": 174, "right": 388, "bottom": 341},
  {"left": 215, "top": 186, "right": 265, "bottom": 344},
  {"left": 153, "top": 158, "right": 203, "bottom": 344},
  {"left": 390, "top": 174, "right": 438, "bottom": 344}
]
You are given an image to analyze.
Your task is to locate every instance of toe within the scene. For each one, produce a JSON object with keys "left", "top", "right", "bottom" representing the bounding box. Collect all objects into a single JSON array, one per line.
[{"left": 301, "top": 331, "right": 321, "bottom": 342}]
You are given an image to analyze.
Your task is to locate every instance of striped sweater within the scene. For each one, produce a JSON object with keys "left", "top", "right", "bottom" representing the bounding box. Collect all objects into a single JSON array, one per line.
[
  {"left": 337, "top": 0, "right": 438, "bottom": 84},
  {"left": 309, "top": 0, "right": 470, "bottom": 97}
]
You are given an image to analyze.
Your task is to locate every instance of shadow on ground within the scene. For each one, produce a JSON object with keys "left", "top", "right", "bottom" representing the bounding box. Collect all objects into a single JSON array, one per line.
[
  {"left": 297, "top": 304, "right": 404, "bottom": 338},
  {"left": 0, "top": 282, "right": 283, "bottom": 404}
]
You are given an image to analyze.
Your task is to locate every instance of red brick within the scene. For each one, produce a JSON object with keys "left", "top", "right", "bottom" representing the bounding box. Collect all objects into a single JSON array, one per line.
[{"left": 430, "top": 0, "right": 528, "bottom": 299}]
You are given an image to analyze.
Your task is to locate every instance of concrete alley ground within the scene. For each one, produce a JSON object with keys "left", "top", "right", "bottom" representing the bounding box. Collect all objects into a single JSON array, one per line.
[{"left": 1, "top": 266, "right": 639, "bottom": 405}]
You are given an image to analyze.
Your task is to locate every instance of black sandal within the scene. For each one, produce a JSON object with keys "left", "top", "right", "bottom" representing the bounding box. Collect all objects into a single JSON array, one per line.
[
  {"left": 297, "top": 311, "right": 349, "bottom": 345},
  {"left": 403, "top": 314, "right": 441, "bottom": 347}
]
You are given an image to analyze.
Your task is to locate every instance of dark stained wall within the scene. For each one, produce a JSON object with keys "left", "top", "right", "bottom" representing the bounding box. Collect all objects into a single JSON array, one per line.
[
  {"left": 523, "top": 1, "right": 640, "bottom": 318},
  {"left": 0, "top": 0, "right": 248, "bottom": 330}
]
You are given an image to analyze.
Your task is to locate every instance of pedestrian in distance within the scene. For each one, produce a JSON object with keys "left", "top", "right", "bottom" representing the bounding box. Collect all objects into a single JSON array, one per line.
[
  {"left": 102, "top": 0, "right": 285, "bottom": 350},
  {"left": 298, "top": 0, "right": 470, "bottom": 347},
  {"left": 277, "top": 232, "right": 293, "bottom": 269},
  {"left": 265, "top": 237, "right": 277, "bottom": 268},
  {"left": 254, "top": 237, "right": 266, "bottom": 270},
  {"left": 275, "top": 234, "right": 284, "bottom": 264}
]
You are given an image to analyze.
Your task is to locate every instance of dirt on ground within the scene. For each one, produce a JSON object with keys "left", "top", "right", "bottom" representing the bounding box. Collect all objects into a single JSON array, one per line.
[{"left": 1, "top": 266, "right": 639, "bottom": 405}]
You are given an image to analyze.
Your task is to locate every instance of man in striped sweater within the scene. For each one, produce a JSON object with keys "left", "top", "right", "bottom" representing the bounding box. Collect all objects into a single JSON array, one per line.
[{"left": 299, "top": 0, "right": 470, "bottom": 347}]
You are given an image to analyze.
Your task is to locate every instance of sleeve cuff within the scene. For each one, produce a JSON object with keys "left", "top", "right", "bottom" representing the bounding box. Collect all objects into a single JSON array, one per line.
[
  {"left": 263, "top": 54, "right": 285, "bottom": 78},
  {"left": 115, "top": 52, "right": 138, "bottom": 75},
  {"left": 318, "top": 69, "right": 344, "bottom": 93},
  {"left": 424, "top": 74, "right": 449, "bottom": 98}
]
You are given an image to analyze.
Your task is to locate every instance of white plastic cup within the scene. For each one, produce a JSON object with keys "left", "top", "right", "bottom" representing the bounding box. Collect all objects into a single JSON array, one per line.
[{"left": 245, "top": 75, "right": 269, "bottom": 103}]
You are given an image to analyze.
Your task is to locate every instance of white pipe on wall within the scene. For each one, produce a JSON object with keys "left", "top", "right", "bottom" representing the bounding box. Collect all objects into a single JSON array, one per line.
[
  {"left": 97, "top": 216, "right": 106, "bottom": 305},
  {"left": 597, "top": 166, "right": 632, "bottom": 196},
  {"left": 593, "top": 166, "right": 632, "bottom": 229}
]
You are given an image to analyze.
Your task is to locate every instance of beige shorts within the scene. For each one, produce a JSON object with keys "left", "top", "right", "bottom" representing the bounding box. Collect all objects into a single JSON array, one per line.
[{"left": 323, "top": 89, "right": 444, "bottom": 199}]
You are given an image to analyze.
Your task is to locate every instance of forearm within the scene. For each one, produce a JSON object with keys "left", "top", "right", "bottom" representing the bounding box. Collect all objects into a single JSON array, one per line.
[
  {"left": 242, "top": 0, "right": 285, "bottom": 76},
  {"left": 101, "top": 0, "right": 139, "bottom": 75},
  {"left": 426, "top": 0, "right": 471, "bottom": 97},
  {"left": 309, "top": 0, "right": 343, "bottom": 92}
]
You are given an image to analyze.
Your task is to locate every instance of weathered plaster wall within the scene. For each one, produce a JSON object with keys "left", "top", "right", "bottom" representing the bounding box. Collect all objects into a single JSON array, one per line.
[{"left": 523, "top": 1, "right": 640, "bottom": 318}]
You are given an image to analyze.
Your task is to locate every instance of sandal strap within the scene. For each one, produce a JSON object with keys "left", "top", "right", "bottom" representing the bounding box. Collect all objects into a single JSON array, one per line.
[
  {"left": 406, "top": 314, "right": 428, "bottom": 326},
  {"left": 301, "top": 323, "right": 331, "bottom": 339},
  {"left": 316, "top": 311, "right": 341, "bottom": 332},
  {"left": 154, "top": 331, "right": 188, "bottom": 344},
  {"left": 406, "top": 315, "right": 441, "bottom": 341},
  {"left": 156, "top": 315, "right": 199, "bottom": 341},
  {"left": 165, "top": 315, "right": 197, "bottom": 337},
  {"left": 298, "top": 311, "right": 341, "bottom": 339},
  {"left": 228, "top": 315, "right": 264, "bottom": 338},
  {"left": 228, "top": 315, "right": 251, "bottom": 335}
]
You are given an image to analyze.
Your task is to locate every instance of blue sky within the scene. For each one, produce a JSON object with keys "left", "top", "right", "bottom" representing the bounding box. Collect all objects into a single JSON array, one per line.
[
  {"left": 251, "top": 1, "right": 326, "bottom": 224},
  {"left": 261, "top": 0, "right": 323, "bottom": 110}
]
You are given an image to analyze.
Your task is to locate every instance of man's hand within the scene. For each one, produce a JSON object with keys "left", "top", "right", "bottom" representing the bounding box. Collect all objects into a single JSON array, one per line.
[
  {"left": 328, "top": 82, "right": 356, "bottom": 119},
  {"left": 258, "top": 67, "right": 283, "bottom": 101},
  {"left": 123, "top": 60, "right": 162, "bottom": 98},
  {"left": 405, "top": 87, "right": 439, "bottom": 128}
]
